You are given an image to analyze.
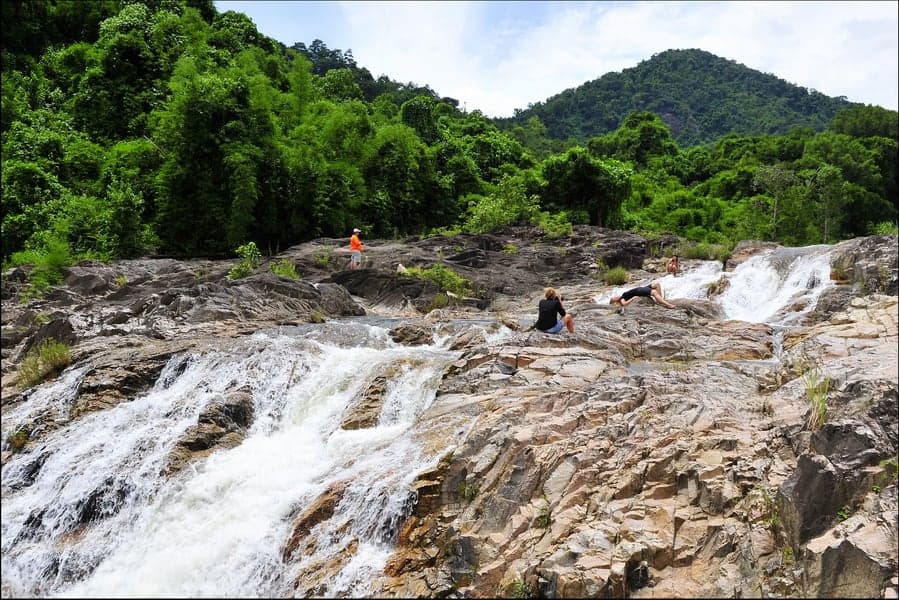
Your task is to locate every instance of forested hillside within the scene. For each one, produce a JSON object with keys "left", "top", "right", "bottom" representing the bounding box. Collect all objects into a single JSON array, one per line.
[
  {"left": 497, "top": 49, "right": 858, "bottom": 147},
  {"left": 2, "top": 0, "right": 897, "bottom": 297}
]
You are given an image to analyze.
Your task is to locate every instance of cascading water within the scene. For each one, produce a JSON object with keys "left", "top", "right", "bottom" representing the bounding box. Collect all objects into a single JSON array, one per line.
[
  {"left": 1, "top": 322, "right": 471, "bottom": 598},
  {"left": 594, "top": 245, "right": 835, "bottom": 326}
]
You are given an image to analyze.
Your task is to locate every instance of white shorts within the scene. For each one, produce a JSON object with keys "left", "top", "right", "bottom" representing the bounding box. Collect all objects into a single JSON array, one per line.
[{"left": 350, "top": 250, "right": 362, "bottom": 265}]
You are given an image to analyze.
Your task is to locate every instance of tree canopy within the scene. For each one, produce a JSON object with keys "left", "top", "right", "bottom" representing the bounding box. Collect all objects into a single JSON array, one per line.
[{"left": 2, "top": 1, "right": 896, "bottom": 273}]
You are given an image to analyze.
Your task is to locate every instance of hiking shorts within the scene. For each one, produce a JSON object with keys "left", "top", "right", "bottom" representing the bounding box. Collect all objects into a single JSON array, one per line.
[
  {"left": 350, "top": 250, "right": 362, "bottom": 266},
  {"left": 540, "top": 320, "right": 564, "bottom": 334}
]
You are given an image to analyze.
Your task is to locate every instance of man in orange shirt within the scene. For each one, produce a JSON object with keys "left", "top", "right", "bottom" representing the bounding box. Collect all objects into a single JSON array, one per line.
[{"left": 349, "top": 228, "right": 364, "bottom": 270}]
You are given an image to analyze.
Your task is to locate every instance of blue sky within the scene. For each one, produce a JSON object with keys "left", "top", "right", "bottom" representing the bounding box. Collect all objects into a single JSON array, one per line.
[{"left": 214, "top": 1, "right": 899, "bottom": 117}]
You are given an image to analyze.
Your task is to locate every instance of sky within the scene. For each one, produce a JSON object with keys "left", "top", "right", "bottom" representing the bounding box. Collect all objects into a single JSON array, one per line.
[{"left": 214, "top": 1, "right": 899, "bottom": 118}]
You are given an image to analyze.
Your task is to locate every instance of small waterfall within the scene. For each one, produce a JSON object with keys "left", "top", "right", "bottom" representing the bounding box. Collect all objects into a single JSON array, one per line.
[
  {"left": 1, "top": 324, "right": 462, "bottom": 598},
  {"left": 593, "top": 245, "right": 834, "bottom": 326}
]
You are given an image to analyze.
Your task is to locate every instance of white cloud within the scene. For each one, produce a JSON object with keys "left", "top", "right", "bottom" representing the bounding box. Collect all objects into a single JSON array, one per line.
[{"left": 220, "top": 1, "right": 899, "bottom": 116}]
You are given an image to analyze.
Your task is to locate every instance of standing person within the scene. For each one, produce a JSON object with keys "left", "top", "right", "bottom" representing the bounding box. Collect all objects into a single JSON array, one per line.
[
  {"left": 666, "top": 255, "right": 682, "bottom": 276},
  {"left": 610, "top": 280, "right": 676, "bottom": 309},
  {"left": 535, "top": 287, "right": 574, "bottom": 333},
  {"left": 349, "top": 228, "right": 363, "bottom": 270}
]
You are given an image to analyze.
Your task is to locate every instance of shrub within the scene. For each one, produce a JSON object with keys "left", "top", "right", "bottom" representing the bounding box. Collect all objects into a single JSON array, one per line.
[
  {"left": 270, "top": 259, "right": 299, "bottom": 279},
  {"left": 679, "top": 242, "right": 732, "bottom": 262},
  {"left": 534, "top": 503, "right": 552, "bottom": 528},
  {"left": 536, "top": 211, "right": 573, "bottom": 239},
  {"left": 313, "top": 247, "right": 333, "bottom": 268},
  {"left": 227, "top": 242, "right": 261, "bottom": 280},
  {"left": 7, "top": 428, "right": 30, "bottom": 452},
  {"left": 603, "top": 266, "right": 629, "bottom": 285},
  {"left": 459, "top": 480, "right": 479, "bottom": 502},
  {"left": 871, "top": 221, "right": 899, "bottom": 235},
  {"left": 17, "top": 338, "right": 72, "bottom": 390},
  {"left": 427, "top": 292, "right": 449, "bottom": 312},
  {"left": 403, "top": 264, "right": 472, "bottom": 297},
  {"left": 114, "top": 274, "right": 128, "bottom": 288},
  {"left": 502, "top": 243, "right": 518, "bottom": 254},
  {"left": 508, "top": 577, "right": 530, "bottom": 599},
  {"left": 10, "top": 234, "right": 73, "bottom": 296},
  {"left": 800, "top": 360, "right": 830, "bottom": 431}
]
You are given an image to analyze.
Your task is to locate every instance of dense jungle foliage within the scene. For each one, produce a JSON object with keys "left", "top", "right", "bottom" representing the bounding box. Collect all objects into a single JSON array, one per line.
[
  {"left": 497, "top": 49, "right": 859, "bottom": 147},
  {"left": 2, "top": 0, "right": 897, "bottom": 286}
]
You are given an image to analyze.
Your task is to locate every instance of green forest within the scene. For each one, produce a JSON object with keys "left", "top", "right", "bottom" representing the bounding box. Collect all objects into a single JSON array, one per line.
[
  {"left": 496, "top": 48, "right": 859, "bottom": 147},
  {"left": 2, "top": 0, "right": 897, "bottom": 291}
]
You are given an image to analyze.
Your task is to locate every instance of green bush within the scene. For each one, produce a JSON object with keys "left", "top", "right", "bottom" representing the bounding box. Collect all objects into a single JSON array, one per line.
[
  {"left": 270, "top": 259, "right": 299, "bottom": 279},
  {"left": 508, "top": 577, "right": 530, "bottom": 599},
  {"left": 800, "top": 361, "right": 830, "bottom": 431},
  {"left": 403, "top": 264, "right": 472, "bottom": 297},
  {"left": 313, "top": 248, "right": 333, "bottom": 268},
  {"left": 17, "top": 338, "right": 72, "bottom": 390},
  {"left": 7, "top": 428, "right": 30, "bottom": 452},
  {"left": 603, "top": 266, "right": 629, "bottom": 285},
  {"left": 227, "top": 242, "right": 261, "bottom": 280},
  {"left": 459, "top": 480, "right": 479, "bottom": 501},
  {"left": 870, "top": 221, "right": 899, "bottom": 235},
  {"left": 534, "top": 503, "right": 552, "bottom": 528},
  {"left": 427, "top": 292, "right": 449, "bottom": 312},
  {"left": 536, "top": 211, "right": 573, "bottom": 239},
  {"left": 10, "top": 234, "right": 73, "bottom": 297},
  {"left": 679, "top": 242, "right": 732, "bottom": 262}
]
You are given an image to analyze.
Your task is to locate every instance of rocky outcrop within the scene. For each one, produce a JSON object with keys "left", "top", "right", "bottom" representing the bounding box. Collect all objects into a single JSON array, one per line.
[{"left": 2, "top": 230, "right": 896, "bottom": 598}]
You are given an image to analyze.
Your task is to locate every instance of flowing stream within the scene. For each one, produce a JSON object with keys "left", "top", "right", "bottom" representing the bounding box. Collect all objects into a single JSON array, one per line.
[
  {"left": 1, "top": 323, "right": 483, "bottom": 598},
  {"left": 594, "top": 244, "right": 834, "bottom": 326},
  {"left": 2, "top": 245, "right": 835, "bottom": 597}
]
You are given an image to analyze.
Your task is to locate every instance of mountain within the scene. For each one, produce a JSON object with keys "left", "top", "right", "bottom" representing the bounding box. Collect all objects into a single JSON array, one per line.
[{"left": 495, "top": 48, "right": 858, "bottom": 147}]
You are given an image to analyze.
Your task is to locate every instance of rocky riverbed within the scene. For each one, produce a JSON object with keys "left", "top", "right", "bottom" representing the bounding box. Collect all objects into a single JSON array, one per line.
[{"left": 2, "top": 227, "right": 897, "bottom": 598}]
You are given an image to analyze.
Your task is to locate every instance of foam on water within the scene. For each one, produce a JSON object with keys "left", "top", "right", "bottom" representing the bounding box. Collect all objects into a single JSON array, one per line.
[
  {"left": 1, "top": 326, "right": 461, "bottom": 598},
  {"left": 593, "top": 245, "right": 834, "bottom": 325}
]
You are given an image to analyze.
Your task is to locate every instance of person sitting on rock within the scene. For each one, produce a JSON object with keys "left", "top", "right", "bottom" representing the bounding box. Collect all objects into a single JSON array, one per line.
[
  {"left": 535, "top": 287, "right": 574, "bottom": 333},
  {"left": 610, "top": 280, "right": 676, "bottom": 310},
  {"left": 666, "top": 255, "right": 682, "bottom": 276}
]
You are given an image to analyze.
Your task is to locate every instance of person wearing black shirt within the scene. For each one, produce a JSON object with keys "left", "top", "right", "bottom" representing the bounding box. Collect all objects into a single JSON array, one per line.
[
  {"left": 535, "top": 287, "right": 574, "bottom": 333},
  {"left": 609, "top": 280, "right": 676, "bottom": 309}
]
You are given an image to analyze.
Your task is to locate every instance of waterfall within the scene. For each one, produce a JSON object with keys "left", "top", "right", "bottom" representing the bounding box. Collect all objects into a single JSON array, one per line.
[
  {"left": 594, "top": 245, "right": 834, "bottom": 325},
  {"left": 718, "top": 245, "right": 833, "bottom": 324},
  {"left": 1, "top": 323, "right": 463, "bottom": 598}
]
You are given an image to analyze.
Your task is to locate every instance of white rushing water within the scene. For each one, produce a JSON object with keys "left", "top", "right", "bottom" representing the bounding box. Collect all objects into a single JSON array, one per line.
[
  {"left": 594, "top": 245, "right": 834, "bottom": 325},
  {"left": 1, "top": 322, "right": 469, "bottom": 598}
]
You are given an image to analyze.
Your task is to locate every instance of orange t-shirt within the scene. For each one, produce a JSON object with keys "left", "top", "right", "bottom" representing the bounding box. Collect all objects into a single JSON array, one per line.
[{"left": 350, "top": 234, "right": 363, "bottom": 251}]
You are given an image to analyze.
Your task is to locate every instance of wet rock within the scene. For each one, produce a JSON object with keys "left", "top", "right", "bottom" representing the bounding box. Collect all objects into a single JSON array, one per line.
[
  {"left": 164, "top": 388, "right": 255, "bottom": 475},
  {"left": 340, "top": 376, "right": 389, "bottom": 430},
  {"left": 282, "top": 481, "right": 348, "bottom": 561},
  {"left": 389, "top": 324, "right": 434, "bottom": 346}
]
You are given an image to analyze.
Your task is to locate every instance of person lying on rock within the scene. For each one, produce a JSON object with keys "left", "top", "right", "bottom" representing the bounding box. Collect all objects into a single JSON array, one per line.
[
  {"left": 610, "top": 280, "right": 676, "bottom": 310},
  {"left": 535, "top": 287, "right": 575, "bottom": 333}
]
